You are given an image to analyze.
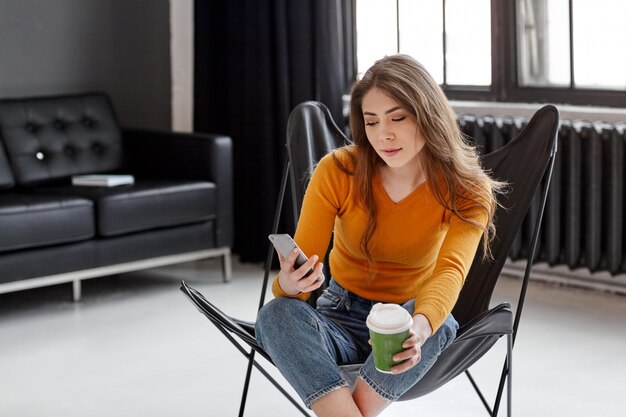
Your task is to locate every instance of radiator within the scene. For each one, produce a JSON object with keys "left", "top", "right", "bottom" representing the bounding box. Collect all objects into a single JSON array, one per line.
[{"left": 458, "top": 114, "right": 626, "bottom": 276}]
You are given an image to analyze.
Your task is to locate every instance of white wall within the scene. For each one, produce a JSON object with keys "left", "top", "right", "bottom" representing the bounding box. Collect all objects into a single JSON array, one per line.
[{"left": 170, "top": 0, "right": 194, "bottom": 132}]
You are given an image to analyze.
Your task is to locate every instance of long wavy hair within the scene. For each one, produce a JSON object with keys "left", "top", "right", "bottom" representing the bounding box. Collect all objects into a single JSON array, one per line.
[{"left": 345, "top": 54, "right": 505, "bottom": 268}]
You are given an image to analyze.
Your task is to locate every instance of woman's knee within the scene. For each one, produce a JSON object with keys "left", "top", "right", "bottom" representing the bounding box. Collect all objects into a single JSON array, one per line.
[{"left": 255, "top": 297, "right": 312, "bottom": 346}]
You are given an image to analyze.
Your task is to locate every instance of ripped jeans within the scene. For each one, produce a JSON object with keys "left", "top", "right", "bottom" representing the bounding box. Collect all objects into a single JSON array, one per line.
[{"left": 255, "top": 279, "right": 458, "bottom": 408}]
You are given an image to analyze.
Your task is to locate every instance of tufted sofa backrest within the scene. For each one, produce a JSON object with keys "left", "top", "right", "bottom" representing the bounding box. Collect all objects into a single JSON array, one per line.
[{"left": 0, "top": 93, "right": 123, "bottom": 185}]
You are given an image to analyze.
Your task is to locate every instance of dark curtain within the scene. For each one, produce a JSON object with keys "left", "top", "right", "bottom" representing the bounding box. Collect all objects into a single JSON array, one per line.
[{"left": 194, "top": 0, "right": 355, "bottom": 262}]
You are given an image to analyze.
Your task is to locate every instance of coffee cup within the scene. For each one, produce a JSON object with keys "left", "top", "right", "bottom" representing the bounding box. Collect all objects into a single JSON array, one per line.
[{"left": 366, "top": 303, "right": 413, "bottom": 373}]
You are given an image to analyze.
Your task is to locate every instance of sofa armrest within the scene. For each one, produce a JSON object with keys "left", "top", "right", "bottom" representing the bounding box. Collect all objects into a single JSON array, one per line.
[{"left": 122, "top": 128, "right": 233, "bottom": 248}]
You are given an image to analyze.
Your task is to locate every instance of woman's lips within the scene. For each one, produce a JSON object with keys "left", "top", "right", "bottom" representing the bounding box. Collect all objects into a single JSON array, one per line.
[{"left": 382, "top": 148, "right": 401, "bottom": 157}]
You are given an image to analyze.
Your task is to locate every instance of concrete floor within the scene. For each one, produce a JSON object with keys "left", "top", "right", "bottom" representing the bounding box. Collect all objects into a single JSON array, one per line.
[{"left": 1, "top": 257, "right": 625, "bottom": 417}]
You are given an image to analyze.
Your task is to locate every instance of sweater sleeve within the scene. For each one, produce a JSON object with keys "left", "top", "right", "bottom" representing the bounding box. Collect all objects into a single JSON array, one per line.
[
  {"left": 412, "top": 199, "right": 489, "bottom": 332},
  {"left": 271, "top": 151, "right": 349, "bottom": 300}
]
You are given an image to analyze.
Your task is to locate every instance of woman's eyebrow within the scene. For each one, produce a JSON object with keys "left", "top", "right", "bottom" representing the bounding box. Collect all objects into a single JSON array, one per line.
[{"left": 363, "top": 106, "right": 403, "bottom": 116}]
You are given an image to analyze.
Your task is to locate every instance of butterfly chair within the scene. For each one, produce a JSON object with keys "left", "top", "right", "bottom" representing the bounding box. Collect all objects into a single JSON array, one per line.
[{"left": 181, "top": 101, "right": 559, "bottom": 417}]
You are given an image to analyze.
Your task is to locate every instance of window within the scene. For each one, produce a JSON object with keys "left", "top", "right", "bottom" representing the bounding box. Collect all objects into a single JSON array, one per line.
[
  {"left": 355, "top": 0, "right": 626, "bottom": 107},
  {"left": 517, "top": 0, "right": 626, "bottom": 90},
  {"left": 356, "top": 0, "right": 491, "bottom": 86}
]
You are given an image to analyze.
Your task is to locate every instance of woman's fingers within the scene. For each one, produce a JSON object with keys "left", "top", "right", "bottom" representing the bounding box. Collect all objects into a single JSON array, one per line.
[
  {"left": 390, "top": 344, "right": 421, "bottom": 374},
  {"left": 390, "top": 349, "right": 421, "bottom": 374},
  {"left": 390, "top": 331, "right": 423, "bottom": 374},
  {"left": 278, "top": 249, "right": 309, "bottom": 275},
  {"left": 402, "top": 331, "right": 418, "bottom": 349},
  {"left": 277, "top": 247, "right": 325, "bottom": 294},
  {"left": 296, "top": 254, "right": 319, "bottom": 278},
  {"left": 393, "top": 345, "right": 419, "bottom": 362},
  {"left": 299, "top": 262, "right": 325, "bottom": 292},
  {"left": 279, "top": 247, "right": 300, "bottom": 269}
]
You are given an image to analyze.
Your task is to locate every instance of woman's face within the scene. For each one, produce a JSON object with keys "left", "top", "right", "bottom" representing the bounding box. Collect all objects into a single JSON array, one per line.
[{"left": 361, "top": 87, "right": 426, "bottom": 171}]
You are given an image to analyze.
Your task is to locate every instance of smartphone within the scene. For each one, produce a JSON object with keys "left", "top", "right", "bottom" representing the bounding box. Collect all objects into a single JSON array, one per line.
[{"left": 268, "top": 234, "right": 321, "bottom": 280}]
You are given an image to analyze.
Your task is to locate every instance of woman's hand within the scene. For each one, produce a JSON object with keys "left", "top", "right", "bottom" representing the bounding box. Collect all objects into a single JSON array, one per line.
[
  {"left": 390, "top": 313, "right": 433, "bottom": 374},
  {"left": 277, "top": 247, "right": 325, "bottom": 296}
]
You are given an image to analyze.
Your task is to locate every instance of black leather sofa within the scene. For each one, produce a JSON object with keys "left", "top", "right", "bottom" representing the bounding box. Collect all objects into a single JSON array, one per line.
[{"left": 0, "top": 92, "right": 233, "bottom": 300}]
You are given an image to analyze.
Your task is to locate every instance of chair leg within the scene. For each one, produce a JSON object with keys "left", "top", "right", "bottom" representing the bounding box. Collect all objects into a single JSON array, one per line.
[
  {"left": 222, "top": 248, "right": 232, "bottom": 283},
  {"left": 72, "top": 279, "right": 81, "bottom": 301},
  {"left": 507, "top": 332, "right": 512, "bottom": 417},
  {"left": 492, "top": 333, "right": 513, "bottom": 417},
  {"left": 465, "top": 370, "right": 493, "bottom": 415},
  {"left": 238, "top": 158, "right": 310, "bottom": 415},
  {"left": 251, "top": 358, "right": 310, "bottom": 416},
  {"left": 238, "top": 349, "right": 310, "bottom": 417},
  {"left": 238, "top": 351, "right": 256, "bottom": 417},
  {"left": 465, "top": 332, "right": 513, "bottom": 417}
]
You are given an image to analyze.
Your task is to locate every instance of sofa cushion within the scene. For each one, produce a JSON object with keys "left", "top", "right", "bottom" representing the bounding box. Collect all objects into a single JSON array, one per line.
[
  {"left": 0, "top": 240, "right": 94, "bottom": 284},
  {"left": 33, "top": 180, "right": 216, "bottom": 237},
  {"left": 0, "top": 93, "right": 123, "bottom": 185},
  {"left": 0, "top": 194, "right": 94, "bottom": 253}
]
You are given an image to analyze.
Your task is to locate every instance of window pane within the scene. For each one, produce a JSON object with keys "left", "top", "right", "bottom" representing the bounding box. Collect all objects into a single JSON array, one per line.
[
  {"left": 356, "top": 0, "right": 398, "bottom": 76},
  {"left": 517, "top": 0, "right": 570, "bottom": 87},
  {"left": 398, "top": 0, "right": 444, "bottom": 83},
  {"left": 572, "top": 0, "right": 626, "bottom": 89},
  {"left": 445, "top": 0, "right": 491, "bottom": 85}
]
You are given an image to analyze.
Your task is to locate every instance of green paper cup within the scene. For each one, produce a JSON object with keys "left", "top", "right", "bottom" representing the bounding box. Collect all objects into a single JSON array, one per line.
[{"left": 366, "top": 303, "right": 413, "bottom": 373}]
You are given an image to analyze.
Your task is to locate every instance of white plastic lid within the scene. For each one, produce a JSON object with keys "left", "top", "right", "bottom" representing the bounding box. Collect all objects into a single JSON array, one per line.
[{"left": 366, "top": 303, "right": 413, "bottom": 334}]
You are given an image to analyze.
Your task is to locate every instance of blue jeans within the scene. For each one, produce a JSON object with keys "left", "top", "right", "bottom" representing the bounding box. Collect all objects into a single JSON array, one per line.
[{"left": 255, "top": 279, "right": 458, "bottom": 408}]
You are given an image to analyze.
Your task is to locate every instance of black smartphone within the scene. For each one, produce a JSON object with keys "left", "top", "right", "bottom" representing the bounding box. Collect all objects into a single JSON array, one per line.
[{"left": 268, "top": 234, "right": 320, "bottom": 280}]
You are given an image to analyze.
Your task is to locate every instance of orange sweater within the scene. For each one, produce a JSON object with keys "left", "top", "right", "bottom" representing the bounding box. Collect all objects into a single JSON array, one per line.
[{"left": 272, "top": 147, "right": 488, "bottom": 332}]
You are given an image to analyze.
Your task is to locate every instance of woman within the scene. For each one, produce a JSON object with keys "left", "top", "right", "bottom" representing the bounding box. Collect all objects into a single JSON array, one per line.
[{"left": 256, "top": 54, "right": 503, "bottom": 417}]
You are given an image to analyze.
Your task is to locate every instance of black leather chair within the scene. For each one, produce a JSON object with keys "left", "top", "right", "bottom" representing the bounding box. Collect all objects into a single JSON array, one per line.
[{"left": 181, "top": 101, "right": 559, "bottom": 417}]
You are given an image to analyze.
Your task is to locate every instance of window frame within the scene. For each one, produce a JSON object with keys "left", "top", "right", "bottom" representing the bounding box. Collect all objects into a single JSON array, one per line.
[{"left": 438, "top": 1, "right": 626, "bottom": 108}]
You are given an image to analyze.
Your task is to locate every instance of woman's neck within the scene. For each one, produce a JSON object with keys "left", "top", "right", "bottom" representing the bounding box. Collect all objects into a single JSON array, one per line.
[
  {"left": 379, "top": 163, "right": 426, "bottom": 188},
  {"left": 378, "top": 163, "right": 427, "bottom": 203}
]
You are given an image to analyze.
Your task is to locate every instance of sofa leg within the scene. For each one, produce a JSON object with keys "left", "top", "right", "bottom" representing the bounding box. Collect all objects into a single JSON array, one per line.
[
  {"left": 222, "top": 249, "right": 232, "bottom": 283},
  {"left": 73, "top": 280, "right": 82, "bottom": 301}
]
